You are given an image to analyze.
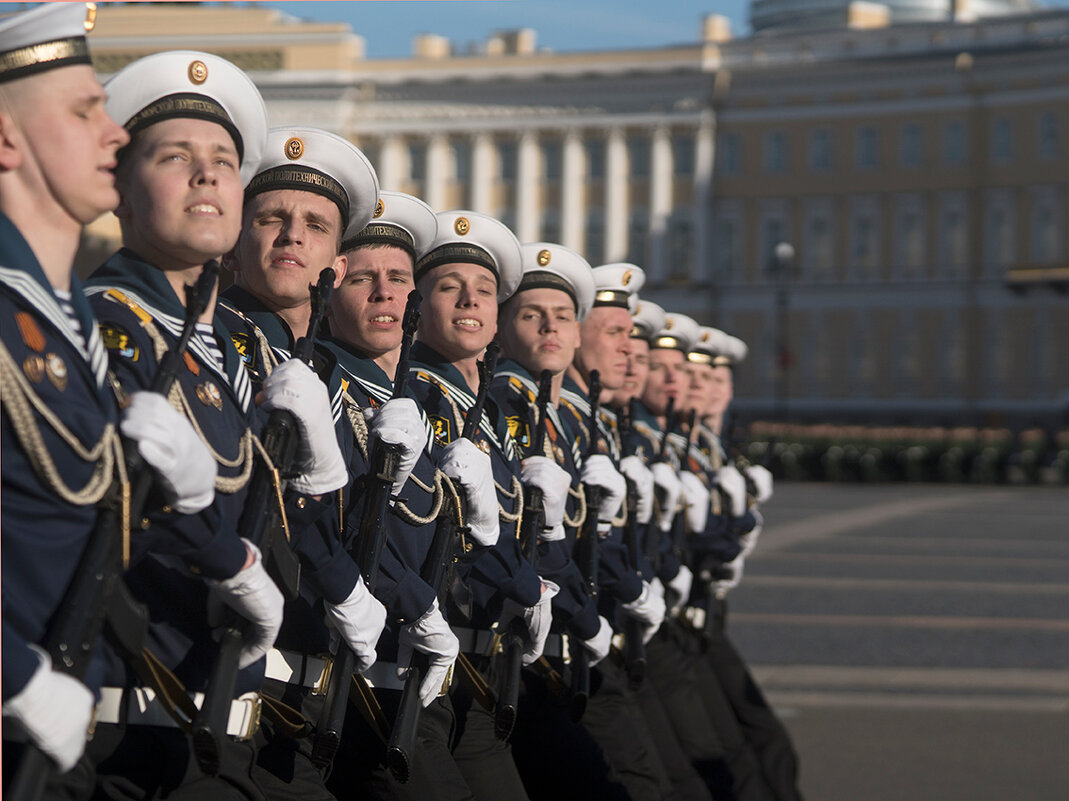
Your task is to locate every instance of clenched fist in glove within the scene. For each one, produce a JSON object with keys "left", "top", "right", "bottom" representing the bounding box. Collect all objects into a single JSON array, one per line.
[
  {"left": 206, "top": 540, "right": 285, "bottom": 669},
  {"left": 619, "top": 580, "right": 666, "bottom": 644},
  {"left": 397, "top": 599, "right": 460, "bottom": 707},
  {"left": 365, "top": 398, "right": 429, "bottom": 495},
  {"left": 325, "top": 579, "right": 387, "bottom": 673},
  {"left": 261, "top": 360, "right": 347, "bottom": 495},
  {"left": 581, "top": 454, "right": 626, "bottom": 533},
  {"left": 439, "top": 439, "right": 499, "bottom": 547},
  {"left": 650, "top": 462, "right": 683, "bottom": 533},
  {"left": 498, "top": 581, "right": 560, "bottom": 665},
  {"left": 579, "top": 616, "right": 613, "bottom": 666},
  {"left": 715, "top": 464, "right": 748, "bottom": 518},
  {"left": 521, "top": 455, "right": 572, "bottom": 542},
  {"left": 619, "top": 455, "right": 654, "bottom": 525},
  {"left": 679, "top": 471, "right": 710, "bottom": 534},
  {"left": 745, "top": 464, "right": 774, "bottom": 503},
  {"left": 120, "top": 391, "right": 216, "bottom": 514}
]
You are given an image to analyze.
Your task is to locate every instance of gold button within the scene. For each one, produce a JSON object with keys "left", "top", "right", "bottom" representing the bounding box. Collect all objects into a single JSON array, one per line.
[
  {"left": 140, "top": 517, "right": 151, "bottom": 530},
  {"left": 296, "top": 497, "right": 307, "bottom": 509}
]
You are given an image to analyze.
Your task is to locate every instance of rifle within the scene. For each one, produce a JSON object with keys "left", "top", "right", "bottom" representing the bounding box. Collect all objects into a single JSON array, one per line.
[
  {"left": 569, "top": 369, "right": 602, "bottom": 722},
  {"left": 309, "top": 288, "right": 422, "bottom": 770},
  {"left": 644, "top": 396, "right": 675, "bottom": 573},
  {"left": 192, "top": 267, "right": 336, "bottom": 775},
  {"left": 493, "top": 369, "right": 552, "bottom": 740},
  {"left": 617, "top": 401, "right": 646, "bottom": 690},
  {"left": 386, "top": 340, "right": 500, "bottom": 782},
  {"left": 9, "top": 263, "right": 220, "bottom": 801}
]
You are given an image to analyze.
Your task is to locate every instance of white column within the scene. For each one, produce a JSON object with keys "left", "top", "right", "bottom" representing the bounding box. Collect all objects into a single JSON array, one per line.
[
  {"left": 605, "top": 127, "right": 629, "bottom": 262},
  {"left": 424, "top": 133, "right": 449, "bottom": 213},
  {"left": 561, "top": 130, "right": 586, "bottom": 253},
  {"left": 649, "top": 125, "right": 673, "bottom": 281},
  {"left": 516, "top": 131, "right": 540, "bottom": 242},
  {"left": 471, "top": 133, "right": 495, "bottom": 215},
  {"left": 377, "top": 134, "right": 405, "bottom": 192},
  {"left": 694, "top": 112, "right": 716, "bottom": 283}
]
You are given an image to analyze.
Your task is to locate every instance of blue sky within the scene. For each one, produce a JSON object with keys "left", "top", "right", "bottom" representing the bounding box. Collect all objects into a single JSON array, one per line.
[{"left": 263, "top": 0, "right": 1069, "bottom": 59}]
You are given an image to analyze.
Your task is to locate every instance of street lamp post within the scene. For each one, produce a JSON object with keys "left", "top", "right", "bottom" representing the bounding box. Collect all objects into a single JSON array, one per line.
[{"left": 770, "top": 241, "right": 795, "bottom": 421}]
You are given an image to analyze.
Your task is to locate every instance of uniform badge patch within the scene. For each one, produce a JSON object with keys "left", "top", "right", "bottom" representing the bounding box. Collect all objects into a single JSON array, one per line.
[
  {"left": 99, "top": 323, "right": 140, "bottom": 362},
  {"left": 231, "top": 333, "right": 251, "bottom": 363},
  {"left": 15, "top": 312, "right": 45, "bottom": 353},
  {"left": 506, "top": 415, "right": 529, "bottom": 448},
  {"left": 429, "top": 415, "right": 451, "bottom": 445},
  {"left": 195, "top": 381, "right": 223, "bottom": 410}
]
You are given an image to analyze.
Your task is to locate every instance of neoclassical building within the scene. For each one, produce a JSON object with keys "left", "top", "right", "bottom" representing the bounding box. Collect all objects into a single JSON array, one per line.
[{"left": 72, "top": 0, "right": 1068, "bottom": 432}]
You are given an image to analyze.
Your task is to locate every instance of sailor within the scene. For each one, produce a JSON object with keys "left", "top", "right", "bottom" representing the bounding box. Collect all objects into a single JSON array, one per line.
[
  {"left": 0, "top": 4, "right": 213, "bottom": 784},
  {"left": 84, "top": 51, "right": 346, "bottom": 798},
  {"left": 406, "top": 210, "right": 558, "bottom": 801}
]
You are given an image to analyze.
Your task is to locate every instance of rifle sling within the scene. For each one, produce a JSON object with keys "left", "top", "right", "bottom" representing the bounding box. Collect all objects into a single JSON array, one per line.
[
  {"left": 133, "top": 648, "right": 200, "bottom": 730},
  {"left": 455, "top": 653, "right": 496, "bottom": 712},
  {"left": 260, "top": 694, "right": 312, "bottom": 739},
  {"left": 350, "top": 673, "right": 390, "bottom": 745}
]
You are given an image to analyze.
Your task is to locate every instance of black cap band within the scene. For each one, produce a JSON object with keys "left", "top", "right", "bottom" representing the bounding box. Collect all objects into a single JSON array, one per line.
[
  {"left": 415, "top": 243, "right": 499, "bottom": 285},
  {"left": 515, "top": 270, "right": 578, "bottom": 311},
  {"left": 0, "top": 36, "right": 91, "bottom": 84},
  {"left": 343, "top": 222, "right": 416, "bottom": 259},
  {"left": 593, "top": 289, "right": 630, "bottom": 308},
  {"left": 246, "top": 164, "right": 350, "bottom": 229},
  {"left": 123, "top": 93, "right": 245, "bottom": 164}
]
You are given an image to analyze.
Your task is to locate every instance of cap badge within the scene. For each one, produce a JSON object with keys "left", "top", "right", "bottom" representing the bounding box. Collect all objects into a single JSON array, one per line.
[
  {"left": 454, "top": 216, "right": 470, "bottom": 236},
  {"left": 537, "top": 249, "right": 552, "bottom": 267},
  {"left": 665, "top": 319, "right": 674, "bottom": 330},
  {"left": 635, "top": 303, "right": 643, "bottom": 314},
  {"left": 284, "top": 137, "right": 304, "bottom": 160},
  {"left": 622, "top": 269, "right": 632, "bottom": 286},
  {"left": 187, "top": 60, "right": 208, "bottom": 85},
  {"left": 374, "top": 199, "right": 385, "bottom": 218},
  {"left": 85, "top": 3, "right": 98, "bottom": 32},
  {"left": 702, "top": 331, "right": 710, "bottom": 342}
]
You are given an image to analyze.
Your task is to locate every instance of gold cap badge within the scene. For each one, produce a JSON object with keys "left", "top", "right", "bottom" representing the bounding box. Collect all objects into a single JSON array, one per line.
[
  {"left": 537, "top": 249, "right": 552, "bottom": 266},
  {"left": 454, "top": 216, "right": 470, "bottom": 236},
  {"left": 284, "top": 137, "right": 303, "bottom": 160},
  {"left": 187, "top": 60, "right": 208, "bottom": 85},
  {"left": 622, "top": 269, "right": 632, "bottom": 286},
  {"left": 374, "top": 199, "right": 385, "bottom": 218},
  {"left": 665, "top": 318, "right": 674, "bottom": 330},
  {"left": 85, "top": 3, "right": 97, "bottom": 32}
]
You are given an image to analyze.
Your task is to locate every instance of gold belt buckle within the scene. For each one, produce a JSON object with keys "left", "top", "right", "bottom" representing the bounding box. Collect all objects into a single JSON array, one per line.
[{"left": 312, "top": 654, "right": 334, "bottom": 696}]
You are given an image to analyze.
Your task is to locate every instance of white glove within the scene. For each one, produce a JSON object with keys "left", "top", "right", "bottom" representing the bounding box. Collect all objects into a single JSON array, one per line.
[
  {"left": 438, "top": 439, "right": 499, "bottom": 547},
  {"left": 679, "top": 471, "right": 710, "bottom": 534},
  {"left": 397, "top": 599, "right": 460, "bottom": 707},
  {"left": 498, "top": 580, "right": 559, "bottom": 665},
  {"left": 716, "top": 464, "right": 747, "bottom": 518},
  {"left": 620, "top": 580, "right": 666, "bottom": 644},
  {"left": 364, "top": 398, "right": 428, "bottom": 495},
  {"left": 2, "top": 646, "right": 92, "bottom": 772},
  {"left": 581, "top": 454, "right": 626, "bottom": 530},
  {"left": 120, "top": 391, "right": 216, "bottom": 514},
  {"left": 715, "top": 555, "right": 745, "bottom": 597},
  {"left": 666, "top": 565, "right": 693, "bottom": 616},
  {"left": 619, "top": 455, "right": 654, "bottom": 525},
  {"left": 579, "top": 616, "right": 613, "bottom": 667},
  {"left": 521, "top": 455, "right": 571, "bottom": 542},
  {"left": 206, "top": 540, "right": 284, "bottom": 669},
  {"left": 261, "top": 359, "right": 348, "bottom": 495},
  {"left": 738, "top": 509, "right": 763, "bottom": 557},
  {"left": 325, "top": 579, "right": 387, "bottom": 674},
  {"left": 745, "top": 464, "right": 774, "bottom": 503},
  {"left": 650, "top": 462, "right": 683, "bottom": 533}
]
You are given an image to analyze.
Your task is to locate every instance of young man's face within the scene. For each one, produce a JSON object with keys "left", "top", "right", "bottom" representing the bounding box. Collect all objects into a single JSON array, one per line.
[
  {"left": 705, "top": 365, "right": 734, "bottom": 417},
  {"left": 681, "top": 361, "right": 716, "bottom": 416},
  {"left": 1, "top": 65, "right": 129, "bottom": 224},
  {"left": 572, "top": 306, "right": 632, "bottom": 391},
  {"left": 612, "top": 337, "right": 649, "bottom": 407},
  {"left": 641, "top": 347, "right": 686, "bottom": 417},
  {"left": 232, "top": 188, "right": 346, "bottom": 311},
  {"left": 116, "top": 117, "right": 244, "bottom": 270},
  {"left": 329, "top": 244, "right": 415, "bottom": 358},
  {"left": 498, "top": 287, "right": 580, "bottom": 377},
  {"left": 416, "top": 261, "right": 498, "bottom": 362}
]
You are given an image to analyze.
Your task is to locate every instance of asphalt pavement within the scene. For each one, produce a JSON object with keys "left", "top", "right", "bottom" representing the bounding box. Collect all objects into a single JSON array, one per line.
[{"left": 726, "top": 482, "right": 1069, "bottom": 801}]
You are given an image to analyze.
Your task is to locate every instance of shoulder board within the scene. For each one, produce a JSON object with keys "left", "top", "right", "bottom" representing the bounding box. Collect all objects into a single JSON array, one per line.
[{"left": 103, "top": 288, "right": 153, "bottom": 326}]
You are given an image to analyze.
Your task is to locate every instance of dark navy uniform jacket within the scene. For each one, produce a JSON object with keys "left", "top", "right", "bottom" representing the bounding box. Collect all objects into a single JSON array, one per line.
[
  {"left": 491, "top": 360, "right": 600, "bottom": 641},
  {"left": 559, "top": 376, "right": 643, "bottom": 610},
  {"left": 408, "top": 343, "right": 541, "bottom": 629},
  {"left": 630, "top": 401, "right": 686, "bottom": 586},
  {"left": 84, "top": 251, "right": 326, "bottom": 695},
  {"left": 1, "top": 214, "right": 119, "bottom": 699}
]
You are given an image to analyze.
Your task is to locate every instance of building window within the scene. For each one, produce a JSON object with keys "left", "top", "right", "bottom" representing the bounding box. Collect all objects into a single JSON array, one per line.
[
  {"left": 452, "top": 140, "right": 471, "bottom": 182},
  {"left": 498, "top": 140, "right": 517, "bottom": 181},
  {"left": 763, "top": 131, "right": 788, "bottom": 174},
  {"left": 714, "top": 217, "right": 738, "bottom": 280},
  {"left": 628, "top": 138, "right": 650, "bottom": 178},
  {"left": 943, "top": 120, "right": 966, "bottom": 166},
  {"left": 1033, "top": 202, "right": 1058, "bottom": 262},
  {"left": 585, "top": 138, "right": 605, "bottom": 179},
  {"left": 810, "top": 129, "right": 833, "bottom": 172},
  {"left": 542, "top": 140, "right": 562, "bottom": 181},
  {"left": 717, "top": 132, "right": 741, "bottom": 176},
  {"left": 850, "top": 210, "right": 877, "bottom": 278},
  {"left": 585, "top": 212, "right": 605, "bottom": 264},
  {"left": 896, "top": 204, "right": 925, "bottom": 276},
  {"left": 761, "top": 216, "right": 788, "bottom": 273},
  {"left": 939, "top": 204, "right": 966, "bottom": 274},
  {"left": 1038, "top": 112, "right": 1060, "bottom": 161},
  {"left": 991, "top": 117, "right": 1012, "bottom": 164},
  {"left": 541, "top": 214, "right": 561, "bottom": 245},
  {"left": 673, "top": 134, "right": 695, "bottom": 176},
  {"left": 856, "top": 126, "right": 879, "bottom": 169},
  {"left": 627, "top": 213, "right": 648, "bottom": 265},
  {"left": 408, "top": 141, "right": 426, "bottom": 182},
  {"left": 985, "top": 203, "right": 1013, "bottom": 274},
  {"left": 900, "top": 123, "right": 923, "bottom": 168},
  {"left": 804, "top": 213, "right": 832, "bottom": 280},
  {"left": 668, "top": 215, "right": 695, "bottom": 280}
]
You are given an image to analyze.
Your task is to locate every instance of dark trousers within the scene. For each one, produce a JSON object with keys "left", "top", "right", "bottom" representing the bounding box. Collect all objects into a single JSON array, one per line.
[
  {"left": 253, "top": 681, "right": 334, "bottom": 801},
  {"left": 326, "top": 688, "right": 473, "bottom": 801},
  {"left": 701, "top": 604, "right": 804, "bottom": 801},
  {"left": 509, "top": 668, "right": 631, "bottom": 801}
]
